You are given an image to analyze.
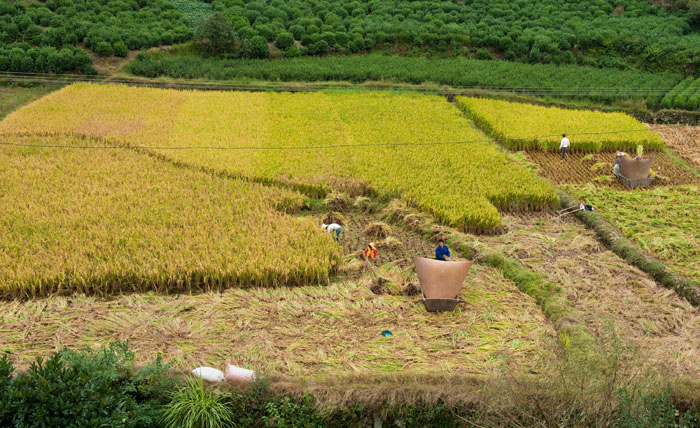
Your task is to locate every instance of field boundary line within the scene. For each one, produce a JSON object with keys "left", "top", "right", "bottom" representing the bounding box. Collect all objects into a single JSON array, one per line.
[{"left": 558, "top": 191, "right": 700, "bottom": 307}]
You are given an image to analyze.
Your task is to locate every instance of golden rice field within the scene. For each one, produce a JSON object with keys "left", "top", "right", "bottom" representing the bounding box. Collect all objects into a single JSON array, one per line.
[
  {"left": 0, "top": 84, "right": 557, "bottom": 232},
  {"left": 457, "top": 97, "right": 664, "bottom": 152},
  {"left": 0, "top": 138, "right": 340, "bottom": 298}
]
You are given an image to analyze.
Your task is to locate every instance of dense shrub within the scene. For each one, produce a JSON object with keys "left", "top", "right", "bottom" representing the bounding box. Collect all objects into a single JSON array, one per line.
[
  {"left": 1, "top": 343, "right": 174, "bottom": 428},
  {"left": 113, "top": 41, "right": 128, "bottom": 57},
  {"left": 95, "top": 41, "right": 112, "bottom": 57}
]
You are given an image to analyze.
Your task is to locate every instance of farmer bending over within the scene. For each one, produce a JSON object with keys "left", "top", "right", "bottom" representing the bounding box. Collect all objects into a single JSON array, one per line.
[
  {"left": 364, "top": 243, "right": 377, "bottom": 259},
  {"left": 435, "top": 239, "right": 451, "bottom": 261},
  {"left": 559, "top": 134, "right": 570, "bottom": 159},
  {"left": 322, "top": 223, "right": 343, "bottom": 242}
]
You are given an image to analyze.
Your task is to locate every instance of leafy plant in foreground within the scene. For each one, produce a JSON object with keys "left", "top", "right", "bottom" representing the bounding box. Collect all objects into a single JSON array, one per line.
[{"left": 163, "top": 378, "right": 234, "bottom": 428}]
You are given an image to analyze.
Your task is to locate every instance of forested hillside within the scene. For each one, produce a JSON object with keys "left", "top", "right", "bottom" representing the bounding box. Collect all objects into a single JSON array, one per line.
[
  {"left": 0, "top": 0, "right": 191, "bottom": 73},
  {"left": 4, "top": 0, "right": 700, "bottom": 74},
  {"left": 205, "top": 0, "right": 700, "bottom": 72}
]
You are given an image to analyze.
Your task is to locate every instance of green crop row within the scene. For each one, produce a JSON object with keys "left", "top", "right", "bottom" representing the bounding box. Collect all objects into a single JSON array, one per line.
[
  {"left": 653, "top": 76, "right": 700, "bottom": 111},
  {"left": 128, "top": 52, "right": 681, "bottom": 103}
]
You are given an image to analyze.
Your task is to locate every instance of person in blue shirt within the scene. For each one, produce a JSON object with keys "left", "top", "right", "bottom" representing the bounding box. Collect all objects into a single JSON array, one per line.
[{"left": 435, "top": 240, "right": 451, "bottom": 261}]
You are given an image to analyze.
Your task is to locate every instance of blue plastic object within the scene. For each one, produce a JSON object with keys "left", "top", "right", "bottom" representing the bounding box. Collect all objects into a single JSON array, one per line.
[{"left": 381, "top": 330, "right": 393, "bottom": 338}]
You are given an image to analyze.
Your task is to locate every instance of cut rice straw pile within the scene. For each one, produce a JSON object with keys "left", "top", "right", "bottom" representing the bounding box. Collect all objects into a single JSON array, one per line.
[{"left": 0, "top": 264, "right": 552, "bottom": 376}]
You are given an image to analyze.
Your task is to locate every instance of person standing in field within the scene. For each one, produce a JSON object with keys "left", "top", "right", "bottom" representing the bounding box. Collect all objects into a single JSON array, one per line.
[
  {"left": 560, "top": 134, "right": 570, "bottom": 159},
  {"left": 322, "top": 223, "right": 343, "bottom": 242},
  {"left": 435, "top": 239, "right": 451, "bottom": 261}
]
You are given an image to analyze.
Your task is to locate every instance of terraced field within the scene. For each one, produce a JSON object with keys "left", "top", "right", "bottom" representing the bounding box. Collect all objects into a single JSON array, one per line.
[
  {"left": 458, "top": 97, "right": 664, "bottom": 152},
  {"left": 2, "top": 85, "right": 700, "bottom": 425}
]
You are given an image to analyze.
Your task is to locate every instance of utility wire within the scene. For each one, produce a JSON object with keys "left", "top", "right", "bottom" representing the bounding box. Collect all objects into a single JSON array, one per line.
[
  {"left": 0, "top": 72, "right": 679, "bottom": 94},
  {"left": 0, "top": 128, "right": 653, "bottom": 151}
]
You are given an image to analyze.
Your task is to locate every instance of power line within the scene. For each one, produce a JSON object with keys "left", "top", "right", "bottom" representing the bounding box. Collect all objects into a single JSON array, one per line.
[
  {"left": 0, "top": 71, "right": 679, "bottom": 94},
  {"left": 0, "top": 128, "right": 653, "bottom": 151}
]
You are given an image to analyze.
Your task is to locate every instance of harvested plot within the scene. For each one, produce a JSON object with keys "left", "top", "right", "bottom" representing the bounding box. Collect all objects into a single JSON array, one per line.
[
  {"left": 563, "top": 185, "right": 700, "bottom": 283},
  {"left": 457, "top": 97, "right": 664, "bottom": 152},
  {"left": 650, "top": 124, "right": 700, "bottom": 169},
  {"left": 476, "top": 213, "right": 700, "bottom": 379},
  {"left": 0, "top": 137, "right": 340, "bottom": 298},
  {"left": 524, "top": 151, "right": 700, "bottom": 186},
  {"left": 0, "top": 267, "right": 552, "bottom": 375},
  {"left": 0, "top": 83, "right": 557, "bottom": 232}
]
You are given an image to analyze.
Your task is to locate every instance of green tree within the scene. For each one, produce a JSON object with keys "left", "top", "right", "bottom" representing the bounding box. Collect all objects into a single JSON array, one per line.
[
  {"left": 243, "top": 35, "right": 269, "bottom": 58},
  {"left": 196, "top": 13, "right": 237, "bottom": 56},
  {"left": 95, "top": 41, "right": 112, "bottom": 57}
]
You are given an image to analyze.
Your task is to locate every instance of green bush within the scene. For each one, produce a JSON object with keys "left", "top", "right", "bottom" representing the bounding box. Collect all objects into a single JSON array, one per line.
[
  {"left": 475, "top": 48, "right": 492, "bottom": 60},
  {"left": 2, "top": 342, "right": 174, "bottom": 428},
  {"left": 283, "top": 46, "right": 302, "bottom": 58},
  {"left": 0, "top": 354, "right": 12, "bottom": 426},
  {"left": 615, "top": 388, "right": 696, "bottom": 428},
  {"left": 113, "top": 41, "right": 128, "bottom": 57},
  {"left": 275, "top": 31, "right": 294, "bottom": 50},
  {"left": 243, "top": 35, "right": 269, "bottom": 59},
  {"left": 95, "top": 41, "right": 112, "bottom": 57}
]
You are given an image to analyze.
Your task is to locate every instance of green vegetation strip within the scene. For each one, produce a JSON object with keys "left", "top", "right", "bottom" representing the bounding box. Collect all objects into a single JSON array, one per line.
[
  {"left": 128, "top": 52, "right": 680, "bottom": 103},
  {"left": 381, "top": 201, "right": 592, "bottom": 349},
  {"left": 559, "top": 191, "right": 700, "bottom": 306}
]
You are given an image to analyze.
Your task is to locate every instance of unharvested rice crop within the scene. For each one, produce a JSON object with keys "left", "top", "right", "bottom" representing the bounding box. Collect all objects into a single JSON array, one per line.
[
  {"left": 457, "top": 97, "right": 664, "bottom": 152},
  {"left": 0, "top": 84, "right": 557, "bottom": 233},
  {"left": 0, "top": 138, "right": 340, "bottom": 298},
  {"left": 563, "top": 184, "right": 700, "bottom": 283}
]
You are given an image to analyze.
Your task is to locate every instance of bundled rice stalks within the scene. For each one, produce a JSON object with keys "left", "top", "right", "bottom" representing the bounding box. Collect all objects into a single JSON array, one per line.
[
  {"left": 363, "top": 221, "right": 393, "bottom": 239},
  {"left": 324, "top": 193, "right": 350, "bottom": 211}
]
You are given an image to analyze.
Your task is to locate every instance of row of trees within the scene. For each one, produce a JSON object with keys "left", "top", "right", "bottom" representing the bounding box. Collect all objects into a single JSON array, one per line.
[{"left": 0, "top": 45, "right": 94, "bottom": 73}]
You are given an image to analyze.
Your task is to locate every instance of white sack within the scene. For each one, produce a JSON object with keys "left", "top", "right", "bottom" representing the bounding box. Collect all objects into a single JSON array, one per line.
[
  {"left": 191, "top": 366, "right": 224, "bottom": 382},
  {"left": 225, "top": 365, "right": 256, "bottom": 382}
]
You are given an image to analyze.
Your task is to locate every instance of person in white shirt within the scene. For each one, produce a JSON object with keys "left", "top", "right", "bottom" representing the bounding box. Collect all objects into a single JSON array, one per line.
[
  {"left": 322, "top": 223, "right": 343, "bottom": 242},
  {"left": 559, "top": 134, "right": 570, "bottom": 159}
]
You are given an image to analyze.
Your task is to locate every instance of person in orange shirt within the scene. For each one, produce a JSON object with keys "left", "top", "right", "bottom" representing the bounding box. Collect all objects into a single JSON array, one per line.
[{"left": 364, "top": 243, "right": 377, "bottom": 260}]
